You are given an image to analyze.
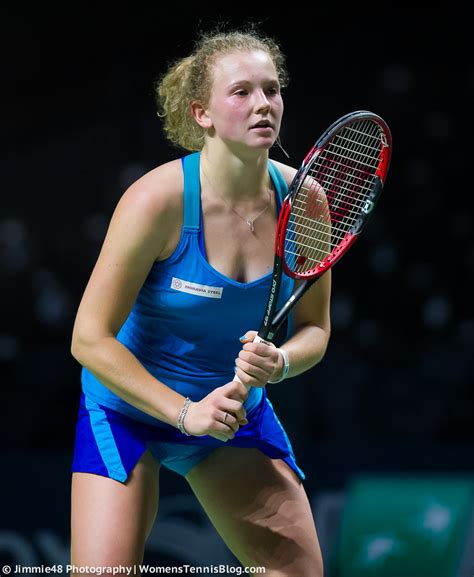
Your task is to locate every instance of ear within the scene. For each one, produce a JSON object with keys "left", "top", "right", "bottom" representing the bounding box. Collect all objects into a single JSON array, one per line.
[{"left": 191, "top": 101, "right": 212, "bottom": 129}]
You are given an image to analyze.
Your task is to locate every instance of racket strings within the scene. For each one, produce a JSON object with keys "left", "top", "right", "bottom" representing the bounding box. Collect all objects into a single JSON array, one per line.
[
  {"left": 313, "top": 120, "right": 381, "bottom": 210},
  {"left": 294, "top": 188, "right": 368, "bottom": 222},
  {"left": 285, "top": 119, "right": 384, "bottom": 274}
]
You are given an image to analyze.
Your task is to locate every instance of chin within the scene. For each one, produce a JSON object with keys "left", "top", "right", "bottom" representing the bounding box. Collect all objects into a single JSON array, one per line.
[
  {"left": 223, "top": 137, "right": 274, "bottom": 158},
  {"left": 249, "top": 136, "right": 275, "bottom": 150}
]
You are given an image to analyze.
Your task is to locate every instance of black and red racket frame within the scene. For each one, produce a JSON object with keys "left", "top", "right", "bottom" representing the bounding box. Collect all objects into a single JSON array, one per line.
[{"left": 258, "top": 111, "right": 392, "bottom": 342}]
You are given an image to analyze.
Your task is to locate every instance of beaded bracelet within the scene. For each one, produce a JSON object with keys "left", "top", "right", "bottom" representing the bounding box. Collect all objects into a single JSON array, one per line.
[
  {"left": 177, "top": 397, "right": 192, "bottom": 436},
  {"left": 268, "top": 348, "right": 290, "bottom": 383}
]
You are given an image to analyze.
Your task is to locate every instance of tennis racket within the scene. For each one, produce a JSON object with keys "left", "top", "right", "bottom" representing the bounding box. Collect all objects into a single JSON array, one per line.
[{"left": 235, "top": 110, "right": 392, "bottom": 379}]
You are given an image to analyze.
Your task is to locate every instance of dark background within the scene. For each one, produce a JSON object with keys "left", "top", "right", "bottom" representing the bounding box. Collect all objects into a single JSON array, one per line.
[{"left": 2, "top": 7, "right": 473, "bottom": 482}]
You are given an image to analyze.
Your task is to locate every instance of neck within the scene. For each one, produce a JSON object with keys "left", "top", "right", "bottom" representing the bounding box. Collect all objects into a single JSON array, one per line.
[{"left": 200, "top": 141, "right": 270, "bottom": 202}]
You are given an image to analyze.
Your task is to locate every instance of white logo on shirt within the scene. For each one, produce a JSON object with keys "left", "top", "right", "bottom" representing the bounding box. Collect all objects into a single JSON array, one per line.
[{"left": 171, "top": 277, "right": 223, "bottom": 299}]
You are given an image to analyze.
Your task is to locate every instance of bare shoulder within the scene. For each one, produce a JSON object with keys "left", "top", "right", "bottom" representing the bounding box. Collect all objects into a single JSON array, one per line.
[
  {"left": 122, "top": 158, "right": 183, "bottom": 217},
  {"left": 71, "top": 158, "right": 185, "bottom": 341},
  {"left": 115, "top": 158, "right": 184, "bottom": 258},
  {"left": 269, "top": 159, "right": 298, "bottom": 188}
]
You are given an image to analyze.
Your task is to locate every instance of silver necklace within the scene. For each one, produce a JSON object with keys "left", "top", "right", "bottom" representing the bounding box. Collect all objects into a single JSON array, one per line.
[
  {"left": 201, "top": 168, "right": 272, "bottom": 234},
  {"left": 226, "top": 189, "right": 272, "bottom": 233}
]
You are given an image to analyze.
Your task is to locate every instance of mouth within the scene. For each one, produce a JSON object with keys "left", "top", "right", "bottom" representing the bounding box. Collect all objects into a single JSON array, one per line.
[{"left": 250, "top": 119, "right": 274, "bottom": 130}]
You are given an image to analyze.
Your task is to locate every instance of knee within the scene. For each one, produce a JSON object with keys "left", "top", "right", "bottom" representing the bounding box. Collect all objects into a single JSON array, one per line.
[
  {"left": 256, "top": 554, "right": 323, "bottom": 577},
  {"left": 294, "top": 548, "right": 324, "bottom": 577},
  {"left": 309, "top": 553, "right": 324, "bottom": 577},
  {"left": 243, "top": 528, "right": 324, "bottom": 577}
]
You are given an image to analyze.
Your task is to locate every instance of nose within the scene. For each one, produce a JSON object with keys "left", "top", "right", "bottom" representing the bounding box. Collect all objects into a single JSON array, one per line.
[{"left": 255, "top": 90, "right": 271, "bottom": 114}]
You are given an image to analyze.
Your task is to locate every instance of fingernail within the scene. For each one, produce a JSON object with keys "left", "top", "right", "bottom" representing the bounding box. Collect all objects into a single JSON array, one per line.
[
  {"left": 239, "top": 335, "right": 247, "bottom": 341},
  {"left": 234, "top": 366, "right": 238, "bottom": 373},
  {"left": 240, "top": 419, "right": 249, "bottom": 425}
]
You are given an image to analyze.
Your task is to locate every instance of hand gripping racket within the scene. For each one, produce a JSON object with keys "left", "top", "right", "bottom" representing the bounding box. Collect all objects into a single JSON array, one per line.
[{"left": 235, "top": 110, "right": 392, "bottom": 382}]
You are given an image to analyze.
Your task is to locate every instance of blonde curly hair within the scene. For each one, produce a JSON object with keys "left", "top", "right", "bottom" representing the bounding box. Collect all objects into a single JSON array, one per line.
[{"left": 155, "top": 28, "right": 289, "bottom": 151}]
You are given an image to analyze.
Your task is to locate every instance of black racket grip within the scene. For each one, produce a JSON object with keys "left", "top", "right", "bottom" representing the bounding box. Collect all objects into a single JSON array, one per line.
[{"left": 266, "top": 279, "right": 315, "bottom": 341}]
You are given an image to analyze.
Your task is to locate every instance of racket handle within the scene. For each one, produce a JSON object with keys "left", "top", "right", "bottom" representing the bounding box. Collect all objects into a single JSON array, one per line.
[
  {"left": 233, "top": 334, "right": 269, "bottom": 387},
  {"left": 252, "top": 334, "right": 267, "bottom": 344}
]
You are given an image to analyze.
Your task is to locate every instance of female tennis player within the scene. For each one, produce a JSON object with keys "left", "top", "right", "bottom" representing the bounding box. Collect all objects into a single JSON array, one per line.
[{"left": 70, "top": 27, "right": 330, "bottom": 576}]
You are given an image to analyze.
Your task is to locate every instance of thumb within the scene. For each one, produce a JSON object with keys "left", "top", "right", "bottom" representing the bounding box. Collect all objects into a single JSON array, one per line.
[{"left": 239, "top": 330, "right": 258, "bottom": 343}]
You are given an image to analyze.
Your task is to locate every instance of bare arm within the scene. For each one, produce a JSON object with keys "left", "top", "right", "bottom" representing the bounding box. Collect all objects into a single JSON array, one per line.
[
  {"left": 274, "top": 158, "right": 332, "bottom": 378},
  {"left": 236, "top": 271, "right": 331, "bottom": 385},
  {"left": 277, "top": 270, "right": 331, "bottom": 378},
  {"left": 235, "top": 159, "right": 332, "bottom": 385},
  {"left": 71, "top": 162, "right": 248, "bottom": 439},
  {"left": 71, "top": 164, "right": 187, "bottom": 425}
]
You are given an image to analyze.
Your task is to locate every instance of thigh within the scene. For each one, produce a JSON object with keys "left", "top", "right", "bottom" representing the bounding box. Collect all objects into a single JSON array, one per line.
[
  {"left": 185, "top": 447, "right": 323, "bottom": 577},
  {"left": 71, "top": 449, "right": 160, "bottom": 572}
]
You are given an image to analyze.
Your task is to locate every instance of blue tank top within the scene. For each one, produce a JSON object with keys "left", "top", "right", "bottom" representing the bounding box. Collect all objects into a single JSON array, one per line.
[{"left": 81, "top": 152, "right": 294, "bottom": 426}]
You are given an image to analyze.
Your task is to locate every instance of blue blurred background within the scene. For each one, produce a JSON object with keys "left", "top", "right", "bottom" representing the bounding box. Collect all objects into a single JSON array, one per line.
[{"left": 2, "top": 6, "right": 473, "bottom": 575}]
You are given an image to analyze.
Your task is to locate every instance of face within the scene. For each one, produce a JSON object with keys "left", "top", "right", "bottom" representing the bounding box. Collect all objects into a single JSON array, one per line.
[{"left": 200, "top": 49, "right": 284, "bottom": 151}]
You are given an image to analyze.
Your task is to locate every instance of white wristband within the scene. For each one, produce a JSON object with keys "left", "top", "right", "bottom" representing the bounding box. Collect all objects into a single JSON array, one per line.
[{"left": 268, "top": 348, "right": 290, "bottom": 383}]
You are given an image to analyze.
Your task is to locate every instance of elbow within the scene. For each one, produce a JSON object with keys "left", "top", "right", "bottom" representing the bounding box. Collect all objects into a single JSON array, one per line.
[
  {"left": 70, "top": 328, "right": 98, "bottom": 365},
  {"left": 70, "top": 325, "right": 114, "bottom": 365},
  {"left": 70, "top": 333, "right": 87, "bottom": 364},
  {"left": 319, "top": 326, "right": 331, "bottom": 360},
  {"left": 311, "top": 324, "right": 331, "bottom": 366},
  {"left": 316, "top": 340, "right": 329, "bottom": 365}
]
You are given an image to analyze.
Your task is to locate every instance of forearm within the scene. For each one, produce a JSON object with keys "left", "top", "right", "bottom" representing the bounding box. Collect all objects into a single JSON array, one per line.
[
  {"left": 278, "top": 324, "right": 330, "bottom": 380},
  {"left": 72, "top": 336, "right": 184, "bottom": 426}
]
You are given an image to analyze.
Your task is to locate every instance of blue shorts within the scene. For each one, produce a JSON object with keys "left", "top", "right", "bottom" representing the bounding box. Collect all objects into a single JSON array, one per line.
[{"left": 72, "top": 391, "right": 305, "bottom": 483}]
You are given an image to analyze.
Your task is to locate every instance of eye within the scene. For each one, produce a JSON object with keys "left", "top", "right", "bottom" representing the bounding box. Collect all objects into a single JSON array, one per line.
[
  {"left": 234, "top": 89, "right": 248, "bottom": 96},
  {"left": 266, "top": 86, "right": 280, "bottom": 96}
]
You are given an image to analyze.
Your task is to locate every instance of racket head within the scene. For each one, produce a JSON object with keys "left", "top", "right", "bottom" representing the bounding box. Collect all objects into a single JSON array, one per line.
[{"left": 280, "top": 111, "right": 392, "bottom": 279}]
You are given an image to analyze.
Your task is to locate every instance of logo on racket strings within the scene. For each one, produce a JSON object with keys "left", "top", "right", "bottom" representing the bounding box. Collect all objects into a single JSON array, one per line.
[{"left": 362, "top": 199, "right": 374, "bottom": 214}]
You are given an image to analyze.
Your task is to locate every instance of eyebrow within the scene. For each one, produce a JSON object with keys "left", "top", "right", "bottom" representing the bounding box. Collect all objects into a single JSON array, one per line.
[{"left": 227, "top": 78, "right": 280, "bottom": 89}]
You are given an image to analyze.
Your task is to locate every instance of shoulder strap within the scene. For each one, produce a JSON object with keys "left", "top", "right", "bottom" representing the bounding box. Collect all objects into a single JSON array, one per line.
[
  {"left": 268, "top": 160, "right": 289, "bottom": 209},
  {"left": 181, "top": 152, "right": 201, "bottom": 230},
  {"left": 182, "top": 154, "right": 286, "bottom": 228}
]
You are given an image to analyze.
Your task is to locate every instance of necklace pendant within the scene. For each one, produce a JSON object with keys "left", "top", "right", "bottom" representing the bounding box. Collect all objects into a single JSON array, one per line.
[{"left": 246, "top": 219, "right": 255, "bottom": 233}]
